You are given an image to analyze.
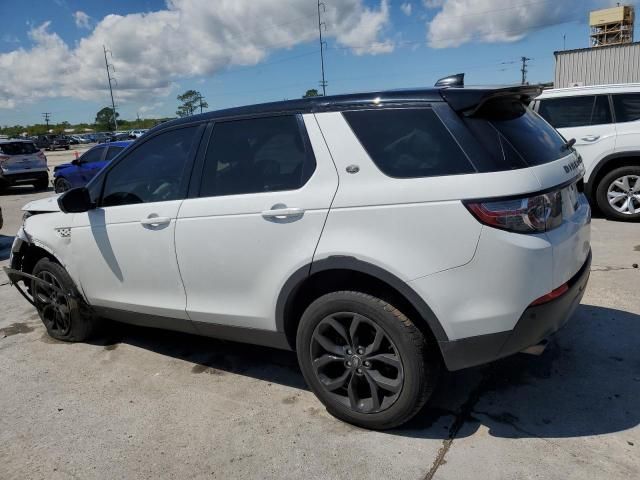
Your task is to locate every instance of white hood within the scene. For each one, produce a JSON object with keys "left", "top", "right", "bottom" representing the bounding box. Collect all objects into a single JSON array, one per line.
[{"left": 22, "top": 194, "right": 61, "bottom": 213}]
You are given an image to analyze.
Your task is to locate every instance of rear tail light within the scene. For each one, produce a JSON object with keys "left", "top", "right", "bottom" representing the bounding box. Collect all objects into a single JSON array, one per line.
[
  {"left": 464, "top": 189, "right": 563, "bottom": 234},
  {"left": 529, "top": 283, "right": 569, "bottom": 306},
  {"left": 37, "top": 151, "right": 47, "bottom": 164},
  {"left": 0, "top": 154, "right": 9, "bottom": 167}
]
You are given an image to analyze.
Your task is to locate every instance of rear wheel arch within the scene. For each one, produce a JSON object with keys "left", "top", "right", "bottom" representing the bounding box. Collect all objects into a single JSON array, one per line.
[
  {"left": 276, "top": 257, "right": 448, "bottom": 352},
  {"left": 587, "top": 152, "right": 640, "bottom": 199}
]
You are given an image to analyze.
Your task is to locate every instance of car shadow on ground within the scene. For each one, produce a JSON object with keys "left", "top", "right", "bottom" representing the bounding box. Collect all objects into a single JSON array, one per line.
[
  {"left": 0, "top": 185, "right": 53, "bottom": 196},
  {"left": 91, "top": 303, "right": 640, "bottom": 440}
]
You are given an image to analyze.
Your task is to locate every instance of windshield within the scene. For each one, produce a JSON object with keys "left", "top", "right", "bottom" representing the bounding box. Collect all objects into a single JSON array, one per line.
[{"left": 0, "top": 142, "right": 39, "bottom": 155}]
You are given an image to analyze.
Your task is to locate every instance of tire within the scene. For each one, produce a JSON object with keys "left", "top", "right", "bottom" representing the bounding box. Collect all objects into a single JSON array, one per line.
[
  {"left": 54, "top": 177, "right": 71, "bottom": 193},
  {"left": 33, "top": 178, "right": 49, "bottom": 191},
  {"left": 64, "top": 146, "right": 70, "bottom": 150},
  {"left": 595, "top": 166, "right": 640, "bottom": 221},
  {"left": 31, "top": 258, "right": 99, "bottom": 342},
  {"left": 296, "top": 291, "right": 440, "bottom": 430}
]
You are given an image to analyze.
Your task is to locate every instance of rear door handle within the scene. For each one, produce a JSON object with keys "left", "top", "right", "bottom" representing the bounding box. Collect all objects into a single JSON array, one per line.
[
  {"left": 261, "top": 207, "right": 305, "bottom": 219},
  {"left": 581, "top": 135, "right": 600, "bottom": 142},
  {"left": 140, "top": 215, "right": 171, "bottom": 226}
]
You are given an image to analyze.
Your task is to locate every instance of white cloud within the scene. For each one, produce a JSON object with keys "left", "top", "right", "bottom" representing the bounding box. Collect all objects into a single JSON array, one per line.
[
  {"left": 426, "top": 0, "right": 612, "bottom": 49},
  {"left": 0, "top": 0, "right": 393, "bottom": 109},
  {"left": 73, "top": 11, "right": 92, "bottom": 29},
  {"left": 400, "top": 3, "right": 412, "bottom": 16}
]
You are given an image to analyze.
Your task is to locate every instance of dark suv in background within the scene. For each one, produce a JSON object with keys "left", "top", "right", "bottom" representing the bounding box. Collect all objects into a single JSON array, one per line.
[{"left": 35, "top": 135, "right": 70, "bottom": 151}]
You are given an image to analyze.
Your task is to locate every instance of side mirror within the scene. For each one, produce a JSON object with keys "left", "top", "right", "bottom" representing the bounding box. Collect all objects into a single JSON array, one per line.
[
  {"left": 58, "top": 187, "right": 93, "bottom": 213},
  {"left": 71, "top": 158, "right": 80, "bottom": 166}
]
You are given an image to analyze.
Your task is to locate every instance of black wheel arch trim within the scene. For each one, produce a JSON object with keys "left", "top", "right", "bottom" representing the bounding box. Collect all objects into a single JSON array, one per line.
[
  {"left": 275, "top": 255, "right": 449, "bottom": 345},
  {"left": 586, "top": 151, "right": 640, "bottom": 197}
]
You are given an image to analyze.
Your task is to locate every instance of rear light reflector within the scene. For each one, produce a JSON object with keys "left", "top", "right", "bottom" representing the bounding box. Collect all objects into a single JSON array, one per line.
[
  {"left": 529, "top": 283, "right": 569, "bottom": 306},
  {"left": 464, "top": 188, "right": 563, "bottom": 234}
]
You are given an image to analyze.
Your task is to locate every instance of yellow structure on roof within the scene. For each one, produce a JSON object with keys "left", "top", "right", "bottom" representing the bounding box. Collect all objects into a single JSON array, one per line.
[{"left": 589, "top": 5, "right": 634, "bottom": 47}]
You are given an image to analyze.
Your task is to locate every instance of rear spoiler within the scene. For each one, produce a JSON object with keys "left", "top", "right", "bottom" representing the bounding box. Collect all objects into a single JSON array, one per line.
[{"left": 440, "top": 85, "right": 542, "bottom": 115}]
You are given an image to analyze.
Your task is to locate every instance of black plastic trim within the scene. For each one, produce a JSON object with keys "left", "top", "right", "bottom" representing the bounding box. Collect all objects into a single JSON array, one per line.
[
  {"left": 440, "top": 250, "right": 591, "bottom": 371},
  {"left": 275, "top": 256, "right": 449, "bottom": 343}
]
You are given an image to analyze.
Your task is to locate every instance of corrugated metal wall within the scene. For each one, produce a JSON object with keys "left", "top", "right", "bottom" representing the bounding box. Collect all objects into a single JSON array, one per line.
[{"left": 555, "top": 43, "right": 640, "bottom": 87}]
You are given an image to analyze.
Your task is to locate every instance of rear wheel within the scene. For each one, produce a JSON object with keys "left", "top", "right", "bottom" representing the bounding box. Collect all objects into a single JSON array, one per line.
[
  {"left": 596, "top": 166, "right": 640, "bottom": 221},
  {"left": 32, "top": 258, "right": 99, "bottom": 342},
  {"left": 54, "top": 177, "right": 71, "bottom": 193},
  {"left": 296, "top": 291, "right": 440, "bottom": 430}
]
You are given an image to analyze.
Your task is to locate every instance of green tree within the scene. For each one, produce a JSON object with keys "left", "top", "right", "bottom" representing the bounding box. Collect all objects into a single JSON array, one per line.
[
  {"left": 303, "top": 89, "right": 320, "bottom": 98},
  {"left": 95, "top": 107, "right": 119, "bottom": 131},
  {"left": 176, "top": 90, "right": 208, "bottom": 117}
]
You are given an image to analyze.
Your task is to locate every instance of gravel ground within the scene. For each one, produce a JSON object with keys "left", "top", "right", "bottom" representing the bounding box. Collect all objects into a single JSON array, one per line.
[{"left": 0, "top": 148, "right": 638, "bottom": 479}]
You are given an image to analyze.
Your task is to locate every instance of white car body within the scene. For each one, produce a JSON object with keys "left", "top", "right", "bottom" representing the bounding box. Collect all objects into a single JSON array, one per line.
[
  {"left": 9, "top": 86, "right": 591, "bottom": 374},
  {"left": 533, "top": 84, "right": 640, "bottom": 219}
]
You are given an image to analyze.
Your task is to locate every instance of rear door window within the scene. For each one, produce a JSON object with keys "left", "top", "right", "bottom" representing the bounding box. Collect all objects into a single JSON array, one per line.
[
  {"left": 0, "top": 142, "right": 38, "bottom": 155},
  {"left": 537, "top": 95, "right": 612, "bottom": 128},
  {"left": 612, "top": 93, "right": 640, "bottom": 123},
  {"left": 343, "top": 108, "right": 474, "bottom": 178},
  {"left": 199, "top": 115, "right": 314, "bottom": 197}
]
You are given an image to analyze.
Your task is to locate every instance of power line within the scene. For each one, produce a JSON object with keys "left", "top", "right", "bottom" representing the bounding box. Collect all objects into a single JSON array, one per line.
[
  {"left": 317, "top": 0, "right": 328, "bottom": 95},
  {"left": 103, "top": 45, "right": 118, "bottom": 131}
]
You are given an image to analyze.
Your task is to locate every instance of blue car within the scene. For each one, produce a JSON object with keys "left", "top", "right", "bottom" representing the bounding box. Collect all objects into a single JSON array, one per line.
[{"left": 53, "top": 141, "right": 132, "bottom": 193}]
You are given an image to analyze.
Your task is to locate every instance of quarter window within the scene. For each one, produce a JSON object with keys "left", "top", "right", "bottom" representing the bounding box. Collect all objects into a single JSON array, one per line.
[
  {"left": 612, "top": 94, "right": 640, "bottom": 123},
  {"left": 343, "top": 108, "right": 474, "bottom": 178},
  {"left": 199, "top": 115, "right": 313, "bottom": 197},
  {"left": 537, "top": 95, "right": 612, "bottom": 128},
  {"left": 101, "top": 126, "right": 198, "bottom": 207}
]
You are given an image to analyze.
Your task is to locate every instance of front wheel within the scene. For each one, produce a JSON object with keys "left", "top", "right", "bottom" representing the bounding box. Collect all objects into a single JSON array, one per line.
[
  {"left": 31, "top": 258, "right": 99, "bottom": 342},
  {"left": 596, "top": 166, "right": 640, "bottom": 221},
  {"left": 296, "top": 291, "right": 440, "bottom": 430},
  {"left": 54, "top": 177, "right": 71, "bottom": 193}
]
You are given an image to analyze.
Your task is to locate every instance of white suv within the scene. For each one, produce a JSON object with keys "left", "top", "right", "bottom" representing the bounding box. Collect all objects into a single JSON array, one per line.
[
  {"left": 6, "top": 85, "right": 591, "bottom": 429},
  {"left": 533, "top": 84, "right": 640, "bottom": 221}
]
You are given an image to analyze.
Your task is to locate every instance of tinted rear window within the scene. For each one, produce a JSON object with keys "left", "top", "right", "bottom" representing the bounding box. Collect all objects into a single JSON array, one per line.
[
  {"left": 464, "top": 98, "right": 568, "bottom": 168},
  {"left": 0, "top": 142, "right": 38, "bottom": 155},
  {"left": 343, "top": 108, "right": 474, "bottom": 178}
]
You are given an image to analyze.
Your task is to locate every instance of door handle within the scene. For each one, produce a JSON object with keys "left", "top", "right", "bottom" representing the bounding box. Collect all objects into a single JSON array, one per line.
[
  {"left": 140, "top": 215, "right": 171, "bottom": 226},
  {"left": 261, "top": 207, "right": 305, "bottom": 219},
  {"left": 581, "top": 135, "right": 600, "bottom": 142}
]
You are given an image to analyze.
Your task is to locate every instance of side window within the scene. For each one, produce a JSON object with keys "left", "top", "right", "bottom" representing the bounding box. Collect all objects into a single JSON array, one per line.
[
  {"left": 537, "top": 95, "right": 612, "bottom": 128},
  {"left": 104, "top": 146, "right": 125, "bottom": 161},
  {"left": 612, "top": 94, "right": 640, "bottom": 123},
  {"left": 81, "top": 148, "right": 104, "bottom": 164},
  {"left": 343, "top": 108, "right": 474, "bottom": 178},
  {"left": 101, "top": 126, "right": 198, "bottom": 207},
  {"left": 199, "top": 115, "right": 313, "bottom": 197}
]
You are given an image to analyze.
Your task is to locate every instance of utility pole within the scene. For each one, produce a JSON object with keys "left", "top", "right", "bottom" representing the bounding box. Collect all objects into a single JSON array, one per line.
[
  {"left": 197, "top": 94, "right": 205, "bottom": 114},
  {"left": 42, "top": 112, "right": 51, "bottom": 130},
  {"left": 520, "top": 56, "right": 531, "bottom": 85},
  {"left": 103, "top": 45, "right": 118, "bottom": 131},
  {"left": 317, "top": 0, "right": 328, "bottom": 96}
]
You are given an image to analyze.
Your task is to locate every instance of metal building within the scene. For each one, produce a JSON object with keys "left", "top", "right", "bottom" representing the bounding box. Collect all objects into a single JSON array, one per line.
[
  {"left": 554, "top": 42, "right": 640, "bottom": 88},
  {"left": 589, "top": 5, "right": 634, "bottom": 47}
]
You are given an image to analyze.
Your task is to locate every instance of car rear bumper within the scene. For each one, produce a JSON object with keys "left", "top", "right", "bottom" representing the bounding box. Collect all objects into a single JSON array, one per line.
[
  {"left": 0, "top": 170, "right": 49, "bottom": 185},
  {"left": 439, "top": 250, "right": 591, "bottom": 371}
]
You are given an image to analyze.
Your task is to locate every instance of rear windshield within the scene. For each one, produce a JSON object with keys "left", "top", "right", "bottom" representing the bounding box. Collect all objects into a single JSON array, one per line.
[
  {"left": 464, "top": 98, "right": 568, "bottom": 168},
  {"left": 343, "top": 108, "right": 475, "bottom": 178},
  {"left": 0, "top": 142, "right": 38, "bottom": 155}
]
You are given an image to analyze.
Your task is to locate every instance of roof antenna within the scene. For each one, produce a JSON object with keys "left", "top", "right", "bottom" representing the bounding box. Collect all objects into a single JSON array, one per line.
[{"left": 435, "top": 73, "right": 464, "bottom": 88}]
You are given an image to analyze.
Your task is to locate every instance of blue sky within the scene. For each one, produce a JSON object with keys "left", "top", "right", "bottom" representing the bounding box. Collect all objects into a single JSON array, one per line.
[{"left": 0, "top": 0, "right": 637, "bottom": 126}]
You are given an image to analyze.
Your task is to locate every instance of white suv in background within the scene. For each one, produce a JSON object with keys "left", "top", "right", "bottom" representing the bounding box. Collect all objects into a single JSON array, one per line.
[
  {"left": 533, "top": 84, "right": 640, "bottom": 221},
  {"left": 6, "top": 84, "right": 591, "bottom": 430}
]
